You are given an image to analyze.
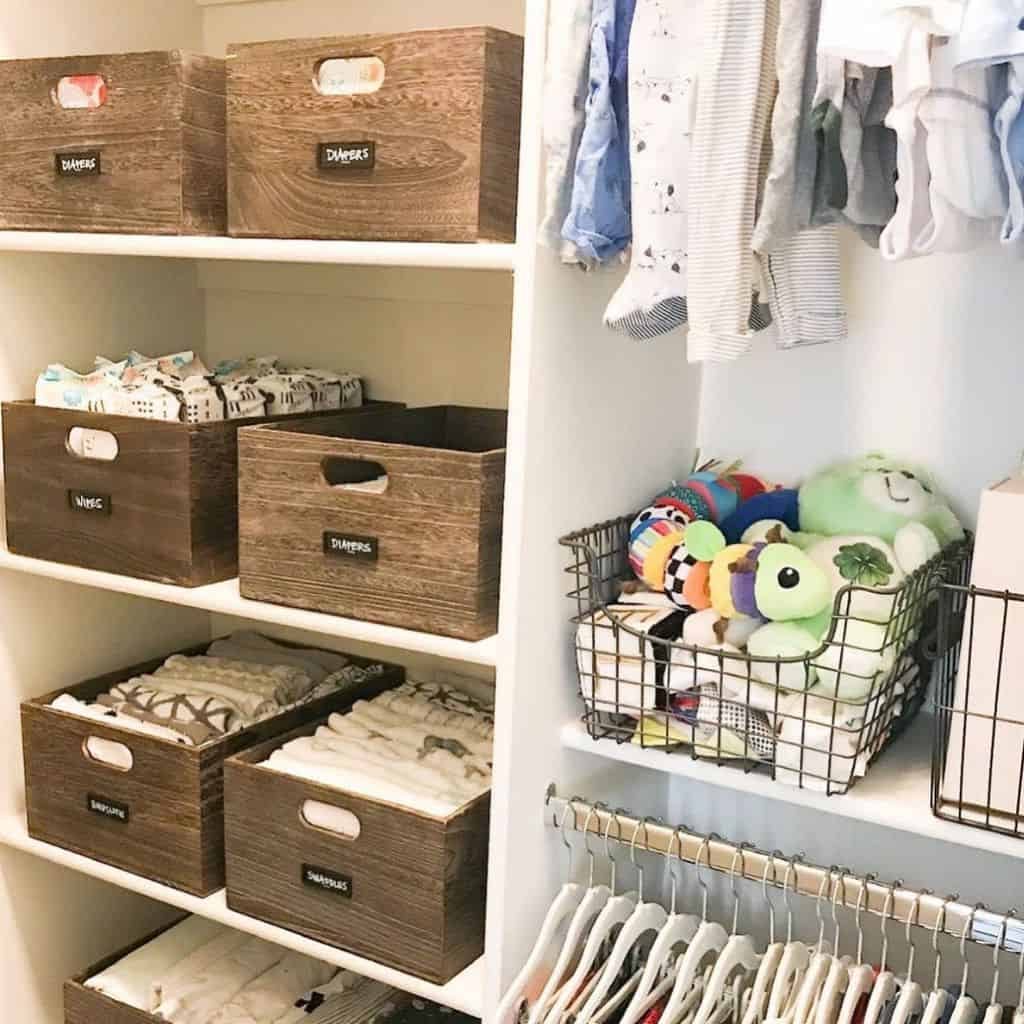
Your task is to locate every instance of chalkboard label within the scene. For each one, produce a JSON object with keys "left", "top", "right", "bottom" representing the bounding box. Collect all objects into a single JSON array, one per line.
[
  {"left": 318, "top": 141, "right": 375, "bottom": 171},
  {"left": 56, "top": 150, "right": 101, "bottom": 176},
  {"left": 68, "top": 490, "right": 111, "bottom": 515},
  {"left": 302, "top": 863, "right": 353, "bottom": 898},
  {"left": 87, "top": 793, "right": 129, "bottom": 823},
  {"left": 324, "top": 531, "right": 378, "bottom": 561}
]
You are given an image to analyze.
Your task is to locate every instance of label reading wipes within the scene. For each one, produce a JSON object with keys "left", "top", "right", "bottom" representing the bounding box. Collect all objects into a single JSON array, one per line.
[
  {"left": 302, "top": 863, "right": 353, "bottom": 898},
  {"left": 318, "top": 141, "right": 375, "bottom": 171},
  {"left": 324, "top": 531, "right": 378, "bottom": 561},
  {"left": 68, "top": 490, "right": 111, "bottom": 515},
  {"left": 87, "top": 793, "right": 129, "bottom": 823},
  {"left": 56, "top": 150, "right": 101, "bottom": 177}
]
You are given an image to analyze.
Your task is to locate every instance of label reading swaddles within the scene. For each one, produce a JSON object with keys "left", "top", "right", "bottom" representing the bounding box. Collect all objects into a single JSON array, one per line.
[
  {"left": 68, "top": 490, "right": 111, "bottom": 515},
  {"left": 87, "top": 793, "right": 129, "bottom": 823},
  {"left": 324, "top": 531, "right": 378, "bottom": 561},
  {"left": 318, "top": 141, "right": 375, "bottom": 171},
  {"left": 56, "top": 150, "right": 101, "bottom": 176},
  {"left": 302, "top": 863, "right": 353, "bottom": 898}
]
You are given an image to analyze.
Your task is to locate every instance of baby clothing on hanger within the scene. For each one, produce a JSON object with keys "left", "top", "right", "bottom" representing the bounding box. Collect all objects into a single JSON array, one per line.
[{"left": 562, "top": 0, "right": 636, "bottom": 266}]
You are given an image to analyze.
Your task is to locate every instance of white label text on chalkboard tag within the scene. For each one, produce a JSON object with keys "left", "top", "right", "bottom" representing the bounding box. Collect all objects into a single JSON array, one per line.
[
  {"left": 56, "top": 150, "right": 101, "bottom": 176},
  {"left": 302, "top": 863, "right": 353, "bottom": 898},
  {"left": 87, "top": 793, "right": 129, "bottom": 823},
  {"left": 68, "top": 490, "right": 111, "bottom": 515},
  {"left": 318, "top": 141, "right": 375, "bottom": 171},
  {"left": 324, "top": 531, "right": 378, "bottom": 561}
]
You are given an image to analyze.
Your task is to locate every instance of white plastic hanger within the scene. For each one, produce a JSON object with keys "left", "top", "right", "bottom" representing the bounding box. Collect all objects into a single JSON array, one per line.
[
  {"left": 790, "top": 869, "right": 841, "bottom": 1024},
  {"left": 575, "top": 817, "right": 670, "bottom": 1024},
  {"left": 620, "top": 825, "right": 701, "bottom": 1024},
  {"left": 889, "top": 893, "right": 926, "bottom": 1024},
  {"left": 497, "top": 800, "right": 588, "bottom": 1024},
  {"left": 529, "top": 804, "right": 615, "bottom": 1024},
  {"left": 919, "top": 897, "right": 955, "bottom": 1024},
  {"left": 837, "top": 874, "right": 882, "bottom": 1024},
  {"left": 980, "top": 916, "right": 1011, "bottom": 1024},
  {"left": 541, "top": 809, "right": 640, "bottom": 1024},
  {"left": 662, "top": 835, "right": 730, "bottom": 1024},
  {"left": 741, "top": 853, "right": 786, "bottom": 1024},
  {"left": 815, "top": 871, "right": 856, "bottom": 1024},
  {"left": 949, "top": 906, "right": 982, "bottom": 1024},
  {"left": 767, "top": 856, "right": 813, "bottom": 1022},
  {"left": 863, "top": 881, "right": 901, "bottom": 1024},
  {"left": 691, "top": 844, "right": 763, "bottom": 1024}
]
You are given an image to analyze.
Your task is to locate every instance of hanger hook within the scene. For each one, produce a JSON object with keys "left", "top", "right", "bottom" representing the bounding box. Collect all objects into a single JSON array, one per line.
[
  {"left": 729, "top": 843, "right": 751, "bottom": 935},
  {"left": 603, "top": 807, "right": 623, "bottom": 895},
  {"left": 558, "top": 799, "right": 581, "bottom": 879},
  {"left": 783, "top": 853, "right": 804, "bottom": 944},
  {"left": 580, "top": 801, "right": 601, "bottom": 888},
  {"left": 856, "top": 873, "right": 877, "bottom": 966},
  {"left": 816, "top": 868, "right": 836, "bottom": 953},
  {"left": 831, "top": 867, "right": 849, "bottom": 960},
  {"left": 880, "top": 879, "right": 903, "bottom": 974},
  {"left": 932, "top": 894, "right": 957, "bottom": 992},
  {"left": 667, "top": 825, "right": 688, "bottom": 916},
  {"left": 695, "top": 834, "right": 720, "bottom": 922},
  {"left": 904, "top": 889, "right": 927, "bottom": 982},
  {"left": 763, "top": 852, "right": 780, "bottom": 946},
  {"left": 630, "top": 815, "right": 660, "bottom": 902},
  {"left": 992, "top": 912, "right": 1013, "bottom": 1006},
  {"left": 961, "top": 903, "right": 985, "bottom": 993}
]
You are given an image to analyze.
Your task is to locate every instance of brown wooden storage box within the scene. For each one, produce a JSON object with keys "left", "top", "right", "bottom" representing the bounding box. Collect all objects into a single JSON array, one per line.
[
  {"left": 2, "top": 399, "right": 399, "bottom": 587},
  {"left": 224, "top": 718, "right": 489, "bottom": 984},
  {"left": 23, "top": 641, "right": 404, "bottom": 896},
  {"left": 238, "top": 406, "right": 507, "bottom": 640},
  {"left": 227, "top": 28, "right": 523, "bottom": 242},
  {"left": 0, "top": 50, "right": 225, "bottom": 234}
]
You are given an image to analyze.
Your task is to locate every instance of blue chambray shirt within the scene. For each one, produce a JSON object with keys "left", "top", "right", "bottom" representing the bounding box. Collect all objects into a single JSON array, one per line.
[{"left": 561, "top": 0, "right": 636, "bottom": 264}]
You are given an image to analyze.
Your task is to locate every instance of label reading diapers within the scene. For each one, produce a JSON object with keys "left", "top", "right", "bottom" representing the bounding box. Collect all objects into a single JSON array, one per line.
[
  {"left": 56, "top": 150, "right": 101, "bottom": 176},
  {"left": 323, "top": 531, "right": 378, "bottom": 561},
  {"left": 87, "top": 793, "right": 129, "bottom": 823},
  {"left": 302, "top": 863, "right": 353, "bottom": 898},
  {"left": 318, "top": 141, "right": 375, "bottom": 171},
  {"left": 68, "top": 490, "right": 111, "bottom": 515}
]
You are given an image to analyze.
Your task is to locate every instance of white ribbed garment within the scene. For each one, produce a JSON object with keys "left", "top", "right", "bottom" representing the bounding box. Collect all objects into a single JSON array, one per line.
[{"left": 687, "top": 0, "right": 779, "bottom": 362}]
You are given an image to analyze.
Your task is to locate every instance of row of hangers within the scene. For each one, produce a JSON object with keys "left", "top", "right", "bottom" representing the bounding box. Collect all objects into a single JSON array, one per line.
[{"left": 497, "top": 796, "right": 1024, "bottom": 1024}]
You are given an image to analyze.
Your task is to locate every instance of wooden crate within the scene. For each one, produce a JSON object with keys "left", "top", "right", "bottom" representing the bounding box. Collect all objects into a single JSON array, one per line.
[
  {"left": 224, "top": 719, "right": 489, "bottom": 984},
  {"left": 65, "top": 917, "right": 190, "bottom": 1024},
  {"left": 22, "top": 641, "right": 404, "bottom": 896},
  {"left": 238, "top": 406, "right": 507, "bottom": 640},
  {"left": 1, "top": 399, "right": 400, "bottom": 587},
  {"left": 0, "top": 50, "right": 225, "bottom": 235},
  {"left": 227, "top": 28, "right": 523, "bottom": 242}
]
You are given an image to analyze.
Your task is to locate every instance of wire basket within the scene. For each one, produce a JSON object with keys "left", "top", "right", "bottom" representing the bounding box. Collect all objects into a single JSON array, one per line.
[
  {"left": 561, "top": 516, "right": 970, "bottom": 796},
  {"left": 932, "top": 575, "right": 1024, "bottom": 838}
]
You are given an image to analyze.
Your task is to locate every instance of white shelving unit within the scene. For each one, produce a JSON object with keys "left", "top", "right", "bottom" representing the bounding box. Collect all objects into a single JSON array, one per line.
[{"left": 2, "top": 1, "right": 1023, "bottom": 1023}]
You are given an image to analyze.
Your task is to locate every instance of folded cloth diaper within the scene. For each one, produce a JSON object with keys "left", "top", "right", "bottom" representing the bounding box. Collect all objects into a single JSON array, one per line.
[
  {"left": 150, "top": 927, "right": 251, "bottom": 1012},
  {"left": 51, "top": 693, "right": 193, "bottom": 746},
  {"left": 278, "top": 976, "right": 407, "bottom": 1024},
  {"left": 206, "top": 953, "right": 337, "bottom": 1024},
  {"left": 157, "top": 655, "right": 315, "bottom": 705},
  {"left": 99, "top": 681, "right": 244, "bottom": 744}
]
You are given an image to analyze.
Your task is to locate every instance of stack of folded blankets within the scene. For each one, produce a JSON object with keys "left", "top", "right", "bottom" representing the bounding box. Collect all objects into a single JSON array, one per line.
[
  {"left": 36, "top": 350, "right": 363, "bottom": 424},
  {"left": 53, "top": 632, "right": 388, "bottom": 748},
  {"left": 84, "top": 915, "right": 479, "bottom": 1023},
  {"left": 262, "top": 680, "right": 494, "bottom": 818}
]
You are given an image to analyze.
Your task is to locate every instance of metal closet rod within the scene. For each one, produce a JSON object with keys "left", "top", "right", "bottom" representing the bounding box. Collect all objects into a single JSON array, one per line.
[{"left": 546, "top": 788, "right": 1021, "bottom": 949}]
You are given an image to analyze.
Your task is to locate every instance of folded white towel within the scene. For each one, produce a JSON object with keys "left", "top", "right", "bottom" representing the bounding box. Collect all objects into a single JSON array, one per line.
[
  {"left": 207, "top": 954, "right": 337, "bottom": 1024},
  {"left": 84, "top": 917, "right": 225, "bottom": 1011}
]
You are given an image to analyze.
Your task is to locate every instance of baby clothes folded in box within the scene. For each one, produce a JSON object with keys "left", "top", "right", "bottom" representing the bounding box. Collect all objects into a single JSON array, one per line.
[
  {"left": 51, "top": 631, "right": 387, "bottom": 747},
  {"left": 263, "top": 680, "right": 495, "bottom": 818},
  {"left": 36, "top": 350, "right": 363, "bottom": 425}
]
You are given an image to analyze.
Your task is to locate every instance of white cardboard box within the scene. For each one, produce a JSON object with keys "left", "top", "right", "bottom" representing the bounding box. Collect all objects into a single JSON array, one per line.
[{"left": 940, "top": 476, "right": 1024, "bottom": 826}]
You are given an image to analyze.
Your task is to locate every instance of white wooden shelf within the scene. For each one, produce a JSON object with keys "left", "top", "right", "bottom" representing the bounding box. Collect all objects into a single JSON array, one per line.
[
  {"left": 0, "top": 231, "right": 518, "bottom": 271},
  {"left": 562, "top": 714, "right": 1024, "bottom": 861},
  {"left": 0, "top": 545, "right": 498, "bottom": 667},
  {"left": 0, "top": 812, "right": 484, "bottom": 1015}
]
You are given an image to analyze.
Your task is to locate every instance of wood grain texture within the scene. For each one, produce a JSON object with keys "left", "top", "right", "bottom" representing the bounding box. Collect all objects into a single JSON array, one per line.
[
  {"left": 2, "top": 399, "right": 400, "bottom": 587},
  {"left": 226, "top": 28, "right": 522, "bottom": 242},
  {"left": 225, "top": 719, "right": 489, "bottom": 983},
  {"left": 23, "top": 640, "right": 404, "bottom": 896},
  {"left": 237, "top": 407, "right": 507, "bottom": 640},
  {"left": 0, "top": 50, "right": 225, "bottom": 235}
]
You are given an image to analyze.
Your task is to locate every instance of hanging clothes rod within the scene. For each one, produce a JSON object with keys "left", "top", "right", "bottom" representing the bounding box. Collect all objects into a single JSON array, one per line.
[{"left": 545, "top": 787, "right": 1021, "bottom": 951}]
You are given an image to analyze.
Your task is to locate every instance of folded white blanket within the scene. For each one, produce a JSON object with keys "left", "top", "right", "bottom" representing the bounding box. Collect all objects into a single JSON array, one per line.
[
  {"left": 52, "top": 693, "right": 193, "bottom": 746},
  {"left": 159, "top": 656, "right": 314, "bottom": 705},
  {"left": 207, "top": 635, "right": 347, "bottom": 686},
  {"left": 150, "top": 928, "right": 250, "bottom": 1012},
  {"left": 207, "top": 953, "right": 337, "bottom": 1024},
  {"left": 372, "top": 690, "right": 495, "bottom": 739},
  {"left": 84, "top": 917, "right": 225, "bottom": 1010},
  {"left": 155, "top": 936, "right": 284, "bottom": 1024}
]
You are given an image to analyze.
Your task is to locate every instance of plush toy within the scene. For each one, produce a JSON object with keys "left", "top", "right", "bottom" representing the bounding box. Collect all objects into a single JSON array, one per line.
[
  {"left": 806, "top": 534, "right": 906, "bottom": 623},
  {"left": 719, "top": 489, "right": 801, "bottom": 544},
  {"left": 798, "top": 453, "right": 963, "bottom": 571}
]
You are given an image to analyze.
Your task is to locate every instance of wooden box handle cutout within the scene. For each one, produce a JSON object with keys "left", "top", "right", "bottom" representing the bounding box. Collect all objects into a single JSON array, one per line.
[
  {"left": 314, "top": 57, "right": 385, "bottom": 96},
  {"left": 53, "top": 75, "right": 108, "bottom": 109},
  {"left": 321, "top": 456, "right": 388, "bottom": 494},
  {"left": 66, "top": 427, "right": 119, "bottom": 462},
  {"left": 82, "top": 736, "right": 133, "bottom": 772},
  {"left": 300, "top": 800, "right": 361, "bottom": 840}
]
